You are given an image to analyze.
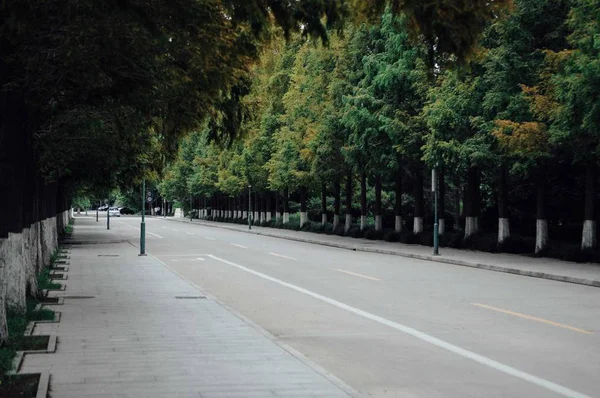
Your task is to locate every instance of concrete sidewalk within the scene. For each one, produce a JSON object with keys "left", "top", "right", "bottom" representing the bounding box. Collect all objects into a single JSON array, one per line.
[
  {"left": 165, "top": 217, "right": 600, "bottom": 288},
  {"left": 21, "top": 217, "right": 355, "bottom": 398}
]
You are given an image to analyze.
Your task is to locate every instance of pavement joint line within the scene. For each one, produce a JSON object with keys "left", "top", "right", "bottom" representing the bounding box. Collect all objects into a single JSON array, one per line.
[
  {"left": 145, "top": 251, "right": 360, "bottom": 398},
  {"left": 157, "top": 217, "right": 600, "bottom": 289},
  {"left": 471, "top": 303, "right": 593, "bottom": 335},
  {"left": 269, "top": 252, "right": 297, "bottom": 260},
  {"left": 334, "top": 269, "right": 381, "bottom": 281},
  {"left": 207, "top": 253, "right": 592, "bottom": 398}
]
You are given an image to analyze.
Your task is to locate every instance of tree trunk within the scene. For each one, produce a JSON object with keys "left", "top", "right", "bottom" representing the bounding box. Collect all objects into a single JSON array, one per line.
[
  {"left": 438, "top": 169, "right": 445, "bottom": 235},
  {"left": 300, "top": 186, "right": 308, "bottom": 227},
  {"left": 266, "top": 192, "right": 272, "bottom": 222},
  {"left": 319, "top": 183, "right": 326, "bottom": 225},
  {"left": 345, "top": 171, "right": 353, "bottom": 232},
  {"left": 582, "top": 163, "right": 597, "bottom": 249},
  {"left": 374, "top": 174, "right": 382, "bottom": 231},
  {"left": 360, "top": 172, "right": 367, "bottom": 230},
  {"left": 535, "top": 167, "right": 548, "bottom": 253},
  {"left": 333, "top": 178, "right": 341, "bottom": 230},
  {"left": 395, "top": 169, "right": 402, "bottom": 232},
  {"left": 498, "top": 166, "right": 510, "bottom": 244},
  {"left": 413, "top": 166, "right": 424, "bottom": 234},
  {"left": 283, "top": 187, "right": 289, "bottom": 224},
  {"left": 464, "top": 166, "right": 480, "bottom": 238},
  {"left": 275, "top": 191, "right": 281, "bottom": 222}
]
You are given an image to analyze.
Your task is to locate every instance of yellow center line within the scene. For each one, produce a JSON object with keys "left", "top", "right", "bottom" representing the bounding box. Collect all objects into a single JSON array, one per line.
[
  {"left": 334, "top": 269, "right": 381, "bottom": 281},
  {"left": 472, "top": 303, "right": 593, "bottom": 334}
]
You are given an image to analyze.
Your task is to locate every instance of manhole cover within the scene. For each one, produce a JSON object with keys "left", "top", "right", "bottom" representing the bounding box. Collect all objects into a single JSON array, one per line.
[
  {"left": 97, "top": 254, "right": 119, "bottom": 257},
  {"left": 175, "top": 296, "right": 206, "bottom": 299}
]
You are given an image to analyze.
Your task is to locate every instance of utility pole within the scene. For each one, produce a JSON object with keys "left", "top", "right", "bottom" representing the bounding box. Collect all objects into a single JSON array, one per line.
[
  {"left": 432, "top": 168, "right": 440, "bottom": 256},
  {"left": 248, "top": 184, "right": 252, "bottom": 230},
  {"left": 140, "top": 178, "right": 146, "bottom": 256}
]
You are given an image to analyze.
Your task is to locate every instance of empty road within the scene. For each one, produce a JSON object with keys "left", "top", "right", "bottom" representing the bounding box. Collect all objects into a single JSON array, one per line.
[{"left": 101, "top": 215, "right": 600, "bottom": 398}]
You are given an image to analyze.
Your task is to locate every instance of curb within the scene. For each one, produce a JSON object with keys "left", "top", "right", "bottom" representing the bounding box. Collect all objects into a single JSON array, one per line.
[{"left": 160, "top": 217, "right": 600, "bottom": 288}]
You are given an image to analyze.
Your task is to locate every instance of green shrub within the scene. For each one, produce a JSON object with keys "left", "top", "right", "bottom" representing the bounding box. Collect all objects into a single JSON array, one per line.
[
  {"left": 383, "top": 230, "right": 400, "bottom": 242},
  {"left": 346, "top": 226, "right": 364, "bottom": 239},
  {"left": 364, "top": 228, "right": 384, "bottom": 240}
]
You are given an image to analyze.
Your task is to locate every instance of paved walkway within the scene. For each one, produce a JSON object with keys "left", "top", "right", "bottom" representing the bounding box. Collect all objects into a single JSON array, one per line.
[
  {"left": 21, "top": 218, "right": 354, "bottom": 398},
  {"left": 165, "top": 217, "right": 600, "bottom": 288}
]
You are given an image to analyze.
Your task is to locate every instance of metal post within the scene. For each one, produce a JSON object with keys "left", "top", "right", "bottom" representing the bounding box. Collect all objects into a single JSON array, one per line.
[
  {"left": 163, "top": 198, "right": 166, "bottom": 218},
  {"left": 96, "top": 203, "right": 99, "bottom": 222},
  {"left": 140, "top": 178, "right": 146, "bottom": 256},
  {"left": 432, "top": 168, "right": 440, "bottom": 255},
  {"left": 248, "top": 185, "right": 252, "bottom": 230},
  {"left": 190, "top": 194, "right": 193, "bottom": 222},
  {"left": 107, "top": 200, "right": 110, "bottom": 230}
]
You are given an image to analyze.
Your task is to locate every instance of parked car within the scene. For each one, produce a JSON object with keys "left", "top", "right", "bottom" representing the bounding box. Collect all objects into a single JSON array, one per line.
[
  {"left": 119, "top": 207, "right": 135, "bottom": 215},
  {"left": 98, "top": 205, "right": 109, "bottom": 211},
  {"left": 108, "top": 207, "right": 121, "bottom": 217}
]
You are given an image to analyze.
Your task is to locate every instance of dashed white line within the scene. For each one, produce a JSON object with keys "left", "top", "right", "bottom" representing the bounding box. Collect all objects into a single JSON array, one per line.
[
  {"left": 206, "top": 254, "right": 591, "bottom": 398},
  {"left": 172, "top": 229, "right": 180, "bottom": 232},
  {"left": 118, "top": 222, "right": 163, "bottom": 238},
  {"left": 195, "top": 257, "right": 205, "bottom": 261},
  {"left": 268, "top": 252, "right": 297, "bottom": 260},
  {"left": 186, "top": 232, "right": 195, "bottom": 235},
  {"left": 230, "top": 243, "right": 248, "bottom": 249},
  {"left": 204, "top": 237, "right": 216, "bottom": 241},
  {"left": 334, "top": 269, "right": 381, "bottom": 281}
]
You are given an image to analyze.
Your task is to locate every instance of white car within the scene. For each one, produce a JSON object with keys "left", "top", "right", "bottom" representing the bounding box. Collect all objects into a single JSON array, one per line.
[{"left": 108, "top": 207, "right": 121, "bottom": 217}]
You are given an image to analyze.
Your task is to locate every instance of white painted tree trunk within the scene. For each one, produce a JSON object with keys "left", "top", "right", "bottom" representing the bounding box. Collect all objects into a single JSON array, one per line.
[
  {"left": 261, "top": 212, "right": 267, "bottom": 223},
  {"left": 321, "top": 214, "right": 327, "bottom": 225},
  {"left": 300, "top": 212, "right": 308, "bottom": 227},
  {"left": 498, "top": 218, "right": 510, "bottom": 244},
  {"left": 535, "top": 219, "right": 548, "bottom": 253},
  {"left": 242, "top": 211, "right": 247, "bottom": 219},
  {"left": 464, "top": 217, "right": 479, "bottom": 238},
  {"left": 395, "top": 216, "right": 402, "bottom": 233},
  {"left": 6, "top": 232, "right": 27, "bottom": 312},
  {"left": 345, "top": 214, "right": 352, "bottom": 233},
  {"left": 375, "top": 215, "right": 382, "bottom": 231},
  {"left": 275, "top": 212, "right": 281, "bottom": 222},
  {"left": 283, "top": 212, "right": 289, "bottom": 224},
  {"left": 360, "top": 215, "right": 367, "bottom": 231},
  {"left": 266, "top": 212, "right": 272, "bottom": 222},
  {"left": 413, "top": 217, "right": 423, "bottom": 234},
  {"left": 438, "top": 219, "right": 445, "bottom": 236},
  {"left": 581, "top": 220, "right": 596, "bottom": 249},
  {"left": 332, "top": 214, "right": 340, "bottom": 230}
]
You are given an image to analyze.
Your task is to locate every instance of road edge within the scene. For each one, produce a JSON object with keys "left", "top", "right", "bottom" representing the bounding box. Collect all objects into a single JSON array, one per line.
[{"left": 158, "top": 217, "right": 600, "bottom": 289}]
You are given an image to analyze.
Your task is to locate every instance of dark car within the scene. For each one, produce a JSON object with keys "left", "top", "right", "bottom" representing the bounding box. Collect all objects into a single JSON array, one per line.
[{"left": 119, "top": 207, "right": 135, "bottom": 215}]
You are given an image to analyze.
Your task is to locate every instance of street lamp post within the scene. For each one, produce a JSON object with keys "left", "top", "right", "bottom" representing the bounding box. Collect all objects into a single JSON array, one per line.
[
  {"left": 432, "top": 168, "right": 440, "bottom": 256},
  {"left": 140, "top": 178, "right": 146, "bottom": 256},
  {"left": 248, "top": 184, "right": 252, "bottom": 230}
]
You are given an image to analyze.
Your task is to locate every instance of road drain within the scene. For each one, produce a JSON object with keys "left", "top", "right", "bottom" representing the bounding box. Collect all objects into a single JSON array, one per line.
[{"left": 175, "top": 296, "right": 206, "bottom": 299}]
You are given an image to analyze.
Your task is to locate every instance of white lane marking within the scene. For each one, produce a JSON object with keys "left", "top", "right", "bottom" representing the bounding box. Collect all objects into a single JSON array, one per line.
[
  {"left": 230, "top": 243, "right": 248, "bottom": 249},
  {"left": 161, "top": 226, "right": 167, "bottom": 229},
  {"left": 154, "top": 254, "right": 211, "bottom": 257},
  {"left": 171, "top": 260, "right": 179, "bottom": 262},
  {"left": 118, "top": 222, "right": 163, "bottom": 238},
  {"left": 206, "top": 254, "right": 591, "bottom": 398},
  {"left": 172, "top": 229, "right": 180, "bottom": 232},
  {"left": 186, "top": 232, "right": 195, "bottom": 235},
  {"left": 195, "top": 257, "right": 205, "bottom": 261},
  {"left": 204, "top": 237, "right": 216, "bottom": 241},
  {"left": 334, "top": 269, "right": 381, "bottom": 281},
  {"left": 268, "top": 252, "right": 297, "bottom": 260}
]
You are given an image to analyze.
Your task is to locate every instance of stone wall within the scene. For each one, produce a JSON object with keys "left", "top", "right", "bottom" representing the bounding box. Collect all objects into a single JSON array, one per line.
[{"left": 0, "top": 215, "right": 58, "bottom": 342}]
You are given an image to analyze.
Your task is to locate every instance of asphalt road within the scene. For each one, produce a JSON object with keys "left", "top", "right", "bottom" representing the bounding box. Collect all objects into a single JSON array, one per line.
[{"left": 110, "top": 216, "right": 600, "bottom": 398}]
